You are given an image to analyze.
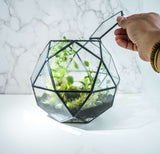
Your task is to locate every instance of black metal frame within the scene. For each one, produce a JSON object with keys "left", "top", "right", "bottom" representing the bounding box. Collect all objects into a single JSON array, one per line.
[
  {"left": 30, "top": 10, "right": 123, "bottom": 123},
  {"left": 90, "top": 10, "right": 123, "bottom": 40}
]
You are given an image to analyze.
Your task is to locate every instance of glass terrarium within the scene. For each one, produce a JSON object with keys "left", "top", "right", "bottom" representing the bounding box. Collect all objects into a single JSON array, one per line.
[{"left": 31, "top": 11, "right": 123, "bottom": 123}]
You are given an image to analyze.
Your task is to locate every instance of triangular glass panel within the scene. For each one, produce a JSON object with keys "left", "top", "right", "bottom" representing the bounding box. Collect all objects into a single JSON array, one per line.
[
  {"left": 72, "top": 41, "right": 85, "bottom": 53},
  {"left": 66, "top": 53, "right": 88, "bottom": 72},
  {"left": 49, "top": 46, "right": 96, "bottom": 91},
  {"left": 48, "top": 41, "right": 73, "bottom": 58},
  {"left": 107, "top": 58, "right": 120, "bottom": 85},
  {"left": 101, "top": 43, "right": 119, "bottom": 85},
  {"left": 33, "top": 87, "right": 72, "bottom": 122},
  {"left": 48, "top": 41, "right": 59, "bottom": 58},
  {"left": 34, "top": 62, "right": 54, "bottom": 90},
  {"left": 31, "top": 43, "right": 49, "bottom": 83},
  {"left": 78, "top": 41, "right": 101, "bottom": 59},
  {"left": 75, "top": 41, "right": 87, "bottom": 49},
  {"left": 76, "top": 89, "right": 115, "bottom": 121},
  {"left": 101, "top": 43, "right": 112, "bottom": 68},
  {"left": 77, "top": 44, "right": 100, "bottom": 72},
  {"left": 58, "top": 92, "right": 89, "bottom": 115},
  {"left": 65, "top": 54, "right": 93, "bottom": 91},
  {"left": 93, "top": 63, "right": 115, "bottom": 91},
  {"left": 90, "top": 11, "right": 123, "bottom": 40}
]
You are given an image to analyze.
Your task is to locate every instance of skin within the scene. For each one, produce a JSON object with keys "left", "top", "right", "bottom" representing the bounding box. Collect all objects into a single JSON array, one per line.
[{"left": 114, "top": 12, "right": 160, "bottom": 72}]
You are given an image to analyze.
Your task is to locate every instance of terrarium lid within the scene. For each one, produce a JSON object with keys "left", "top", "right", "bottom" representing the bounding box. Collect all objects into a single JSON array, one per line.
[{"left": 89, "top": 10, "right": 123, "bottom": 40}]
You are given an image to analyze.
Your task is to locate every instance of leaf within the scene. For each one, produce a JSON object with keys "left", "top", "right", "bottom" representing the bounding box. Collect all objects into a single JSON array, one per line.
[
  {"left": 53, "top": 74, "right": 60, "bottom": 79},
  {"left": 84, "top": 60, "right": 89, "bottom": 67},
  {"left": 63, "top": 36, "right": 67, "bottom": 40},
  {"left": 80, "top": 81, "right": 86, "bottom": 87},
  {"left": 73, "top": 60, "right": 79, "bottom": 69},
  {"left": 66, "top": 76, "right": 74, "bottom": 85},
  {"left": 55, "top": 54, "right": 59, "bottom": 57},
  {"left": 58, "top": 45, "right": 63, "bottom": 50},
  {"left": 51, "top": 68, "right": 57, "bottom": 72},
  {"left": 83, "top": 77, "right": 88, "bottom": 84},
  {"left": 59, "top": 69, "right": 65, "bottom": 76},
  {"left": 62, "top": 56, "right": 67, "bottom": 62},
  {"left": 50, "top": 47, "right": 54, "bottom": 51},
  {"left": 90, "top": 69, "right": 93, "bottom": 73}
]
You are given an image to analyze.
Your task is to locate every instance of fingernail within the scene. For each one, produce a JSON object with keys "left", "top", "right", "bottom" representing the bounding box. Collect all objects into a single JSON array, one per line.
[{"left": 117, "top": 16, "right": 124, "bottom": 23}]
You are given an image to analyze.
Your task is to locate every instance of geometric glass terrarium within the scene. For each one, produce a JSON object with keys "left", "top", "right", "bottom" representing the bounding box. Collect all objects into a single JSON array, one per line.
[{"left": 31, "top": 11, "right": 123, "bottom": 123}]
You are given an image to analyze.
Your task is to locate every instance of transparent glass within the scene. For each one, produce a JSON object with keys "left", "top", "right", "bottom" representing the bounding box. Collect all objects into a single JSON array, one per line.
[
  {"left": 31, "top": 43, "right": 49, "bottom": 83},
  {"left": 34, "top": 62, "right": 54, "bottom": 90},
  {"left": 93, "top": 62, "right": 115, "bottom": 91},
  {"left": 76, "top": 89, "right": 115, "bottom": 122},
  {"left": 90, "top": 11, "right": 123, "bottom": 40},
  {"left": 31, "top": 11, "right": 122, "bottom": 123},
  {"left": 33, "top": 87, "right": 72, "bottom": 122},
  {"left": 102, "top": 43, "right": 120, "bottom": 85}
]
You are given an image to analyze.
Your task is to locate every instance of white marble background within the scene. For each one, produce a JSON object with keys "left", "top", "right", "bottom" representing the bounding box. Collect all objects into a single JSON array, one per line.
[{"left": 0, "top": 0, "right": 142, "bottom": 94}]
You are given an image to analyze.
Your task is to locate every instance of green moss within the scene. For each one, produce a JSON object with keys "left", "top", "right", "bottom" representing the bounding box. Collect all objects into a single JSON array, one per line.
[{"left": 47, "top": 36, "right": 111, "bottom": 112}]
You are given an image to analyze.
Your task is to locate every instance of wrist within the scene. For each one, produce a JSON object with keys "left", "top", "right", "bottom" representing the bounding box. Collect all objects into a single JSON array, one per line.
[
  {"left": 150, "top": 41, "right": 160, "bottom": 73},
  {"left": 147, "top": 30, "right": 160, "bottom": 60},
  {"left": 157, "top": 52, "right": 160, "bottom": 72}
]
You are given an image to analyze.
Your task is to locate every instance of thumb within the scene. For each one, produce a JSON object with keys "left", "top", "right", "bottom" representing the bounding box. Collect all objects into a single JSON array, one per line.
[{"left": 117, "top": 16, "right": 128, "bottom": 29}]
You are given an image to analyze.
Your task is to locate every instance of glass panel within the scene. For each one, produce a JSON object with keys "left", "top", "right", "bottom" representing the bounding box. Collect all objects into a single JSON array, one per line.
[
  {"left": 66, "top": 54, "right": 88, "bottom": 72},
  {"left": 101, "top": 43, "right": 120, "bottom": 85},
  {"left": 76, "top": 89, "right": 115, "bottom": 122},
  {"left": 31, "top": 43, "right": 49, "bottom": 83},
  {"left": 49, "top": 44, "right": 96, "bottom": 91},
  {"left": 93, "top": 62, "right": 115, "bottom": 91},
  {"left": 77, "top": 41, "right": 101, "bottom": 58},
  {"left": 34, "top": 87, "right": 72, "bottom": 122},
  {"left": 58, "top": 92, "right": 89, "bottom": 115},
  {"left": 77, "top": 45, "right": 100, "bottom": 72},
  {"left": 34, "top": 62, "right": 54, "bottom": 90},
  {"left": 101, "top": 43, "right": 111, "bottom": 68},
  {"left": 48, "top": 41, "right": 72, "bottom": 58},
  {"left": 48, "top": 41, "right": 59, "bottom": 58},
  {"left": 108, "top": 58, "right": 120, "bottom": 85},
  {"left": 90, "top": 11, "right": 123, "bottom": 39}
]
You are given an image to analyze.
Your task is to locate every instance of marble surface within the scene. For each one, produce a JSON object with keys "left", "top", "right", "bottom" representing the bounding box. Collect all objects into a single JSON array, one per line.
[
  {"left": 0, "top": 0, "right": 142, "bottom": 94},
  {"left": 0, "top": 94, "right": 160, "bottom": 154}
]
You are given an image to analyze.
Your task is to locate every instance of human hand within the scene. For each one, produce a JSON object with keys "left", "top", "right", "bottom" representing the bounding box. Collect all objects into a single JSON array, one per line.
[{"left": 114, "top": 12, "right": 160, "bottom": 62}]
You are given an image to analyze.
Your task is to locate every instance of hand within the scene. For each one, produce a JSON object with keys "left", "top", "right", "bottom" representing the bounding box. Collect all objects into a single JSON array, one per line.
[{"left": 114, "top": 12, "right": 160, "bottom": 61}]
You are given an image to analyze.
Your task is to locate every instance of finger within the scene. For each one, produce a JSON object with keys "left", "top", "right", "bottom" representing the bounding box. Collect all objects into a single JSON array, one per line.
[
  {"left": 115, "top": 34, "right": 129, "bottom": 41},
  {"left": 126, "top": 13, "right": 145, "bottom": 19},
  {"left": 117, "top": 16, "right": 128, "bottom": 29},
  {"left": 117, "top": 13, "right": 146, "bottom": 29},
  {"left": 116, "top": 39, "right": 129, "bottom": 49},
  {"left": 138, "top": 51, "right": 148, "bottom": 61},
  {"left": 116, "top": 39, "right": 138, "bottom": 51},
  {"left": 115, "top": 35, "right": 134, "bottom": 46},
  {"left": 114, "top": 28, "right": 127, "bottom": 35}
]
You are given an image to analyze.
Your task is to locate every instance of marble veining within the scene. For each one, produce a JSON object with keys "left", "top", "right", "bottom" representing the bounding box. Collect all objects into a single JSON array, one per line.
[{"left": 0, "top": 0, "right": 142, "bottom": 94}]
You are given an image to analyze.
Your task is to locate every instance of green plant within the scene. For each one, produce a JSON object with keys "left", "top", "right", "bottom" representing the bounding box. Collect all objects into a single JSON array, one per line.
[
  {"left": 45, "top": 37, "right": 111, "bottom": 112},
  {"left": 50, "top": 40, "right": 94, "bottom": 91}
]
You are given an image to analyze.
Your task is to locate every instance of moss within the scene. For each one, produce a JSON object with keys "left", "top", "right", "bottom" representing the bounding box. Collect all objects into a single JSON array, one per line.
[{"left": 46, "top": 37, "right": 112, "bottom": 113}]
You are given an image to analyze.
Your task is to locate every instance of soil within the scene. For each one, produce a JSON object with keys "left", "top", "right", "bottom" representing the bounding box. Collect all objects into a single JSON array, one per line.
[
  {"left": 37, "top": 93, "right": 114, "bottom": 123},
  {"left": 76, "top": 98, "right": 113, "bottom": 122}
]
